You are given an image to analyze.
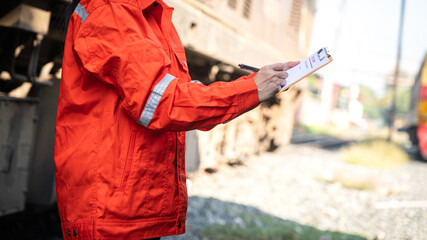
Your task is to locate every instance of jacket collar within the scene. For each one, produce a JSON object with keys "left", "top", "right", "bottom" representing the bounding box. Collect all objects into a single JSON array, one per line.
[
  {"left": 139, "top": 0, "right": 173, "bottom": 40},
  {"left": 138, "top": 0, "right": 173, "bottom": 11}
]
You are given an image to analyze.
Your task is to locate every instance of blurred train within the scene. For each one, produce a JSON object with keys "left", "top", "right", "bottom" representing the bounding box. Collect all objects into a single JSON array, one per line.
[
  {"left": 0, "top": 0, "right": 316, "bottom": 231},
  {"left": 405, "top": 53, "right": 427, "bottom": 160}
]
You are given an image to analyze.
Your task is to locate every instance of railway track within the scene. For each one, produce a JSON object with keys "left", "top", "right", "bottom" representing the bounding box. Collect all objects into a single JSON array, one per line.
[{"left": 290, "top": 133, "right": 354, "bottom": 149}]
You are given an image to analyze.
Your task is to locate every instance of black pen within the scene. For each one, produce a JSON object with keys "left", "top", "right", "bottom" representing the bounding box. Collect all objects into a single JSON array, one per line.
[{"left": 238, "top": 63, "right": 260, "bottom": 72}]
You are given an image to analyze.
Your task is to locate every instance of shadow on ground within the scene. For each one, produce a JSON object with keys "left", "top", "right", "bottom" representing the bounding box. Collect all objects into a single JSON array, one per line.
[
  {"left": 166, "top": 196, "right": 367, "bottom": 240},
  {"left": 0, "top": 198, "right": 368, "bottom": 240}
]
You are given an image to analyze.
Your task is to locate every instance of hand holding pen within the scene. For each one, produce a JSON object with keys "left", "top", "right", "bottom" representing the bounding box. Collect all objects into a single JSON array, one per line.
[{"left": 239, "top": 62, "right": 300, "bottom": 102}]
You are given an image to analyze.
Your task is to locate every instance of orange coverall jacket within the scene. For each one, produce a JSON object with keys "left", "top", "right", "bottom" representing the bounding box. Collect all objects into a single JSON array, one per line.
[{"left": 55, "top": 0, "right": 259, "bottom": 239}]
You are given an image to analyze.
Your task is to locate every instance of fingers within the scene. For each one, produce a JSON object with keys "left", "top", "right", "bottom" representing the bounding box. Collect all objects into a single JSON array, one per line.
[
  {"left": 266, "top": 61, "right": 299, "bottom": 72},
  {"left": 284, "top": 61, "right": 300, "bottom": 70},
  {"left": 274, "top": 75, "right": 287, "bottom": 90},
  {"left": 261, "top": 64, "right": 288, "bottom": 78},
  {"left": 280, "top": 79, "right": 287, "bottom": 88},
  {"left": 270, "top": 63, "right": 286, "bottom": 71},
  {"left": 276, "top": 71, "right": 288, "bottom": 79}
]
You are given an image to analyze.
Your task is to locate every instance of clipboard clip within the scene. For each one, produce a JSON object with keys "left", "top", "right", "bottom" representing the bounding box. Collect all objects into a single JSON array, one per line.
[{"left": 317, "top": 48, "right": 331, "bottom": 61}]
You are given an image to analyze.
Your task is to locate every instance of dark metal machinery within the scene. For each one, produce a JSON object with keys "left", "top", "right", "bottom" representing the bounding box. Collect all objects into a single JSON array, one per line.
[
  {"left": 0, "top": 1, "right": 70, "bottom": 238},
  {"left": 0, "top": 0, "right": 70, "bottom": 217}
]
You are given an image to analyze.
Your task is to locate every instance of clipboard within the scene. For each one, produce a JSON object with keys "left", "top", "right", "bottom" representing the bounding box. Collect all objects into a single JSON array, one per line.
[{"left": 280, "top": 47, "right": 333, "bottom": 92}]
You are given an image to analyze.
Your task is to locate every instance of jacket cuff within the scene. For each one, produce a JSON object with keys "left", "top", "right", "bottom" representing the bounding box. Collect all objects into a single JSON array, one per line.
[{"left": 233, "top": 73, "right": 259, "bottom": 113}]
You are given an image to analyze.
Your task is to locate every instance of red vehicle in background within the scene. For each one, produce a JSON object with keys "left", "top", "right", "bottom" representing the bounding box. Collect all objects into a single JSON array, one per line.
[{"left": 406, "top": 53, "right": 427, "bottom": 160}]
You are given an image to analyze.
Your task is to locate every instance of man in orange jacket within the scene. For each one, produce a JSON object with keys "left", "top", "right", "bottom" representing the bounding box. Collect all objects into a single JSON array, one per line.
[{"left": 55, "top": 0, "right": 299, "bottom": 239}]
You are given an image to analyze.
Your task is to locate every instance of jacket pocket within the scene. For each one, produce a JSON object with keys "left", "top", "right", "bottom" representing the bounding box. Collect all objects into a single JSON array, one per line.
[
  {"left": 118, "top": 131, "right": 136, "bottom": 191},
  {"left": 146, "top": 38, "right": 172, "bottom": 68},
  {"left": 174, "top": 49, "right": 189, "bottom": 73}
]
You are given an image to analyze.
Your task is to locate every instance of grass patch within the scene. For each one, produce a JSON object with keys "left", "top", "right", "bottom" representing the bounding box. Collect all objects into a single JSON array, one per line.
[
  {"left": 293, "top": 123, "right": 360, "bottom": 140},
  {"left": 316, "top": 174, "right": 377, "bottom": 191},
  {"left": 295, "top": 124, "right": 336, "bottom": 136},
  {"left": 341, "top": 139, "right": 409, "bottom": 169},
  {"left": 199, "top": 213, "right": 367, "bottom": 240}
]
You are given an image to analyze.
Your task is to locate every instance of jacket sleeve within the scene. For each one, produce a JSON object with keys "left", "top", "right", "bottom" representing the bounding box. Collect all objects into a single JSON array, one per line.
[{"left": 73, "top": 4, "right": 259, "bottom": 131}]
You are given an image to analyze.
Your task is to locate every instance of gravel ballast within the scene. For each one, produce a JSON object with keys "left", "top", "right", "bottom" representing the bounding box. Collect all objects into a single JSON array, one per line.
[{"left": 165, "top": 145, "right": 427, "bottom": 240}]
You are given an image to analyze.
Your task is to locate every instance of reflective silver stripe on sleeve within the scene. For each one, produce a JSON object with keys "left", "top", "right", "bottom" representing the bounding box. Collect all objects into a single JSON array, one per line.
[
  {"left": 74, "top": 3, "right": 89, "bottom": 23},
  {"left": 138, "top": 74, "right": 176, "bottom": 127}
]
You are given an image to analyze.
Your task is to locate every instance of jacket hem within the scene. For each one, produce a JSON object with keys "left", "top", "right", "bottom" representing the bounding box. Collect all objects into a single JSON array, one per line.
[{"left": 61, "top": 216, "right": 186, "bottom": 240}]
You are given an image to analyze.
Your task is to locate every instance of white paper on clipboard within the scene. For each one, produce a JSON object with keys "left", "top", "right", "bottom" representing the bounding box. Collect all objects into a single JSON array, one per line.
[{"left": 281, "top": 47, "right": 333, "bottom": 92}]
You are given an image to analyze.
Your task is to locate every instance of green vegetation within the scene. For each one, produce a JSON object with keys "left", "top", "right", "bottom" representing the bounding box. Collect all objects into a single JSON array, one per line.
[
  {"left": 316, "top": 174, "right": 377, "bottom": 191},
  {"left": 341, "top": 139, "right": 409, "bottom": 169},
  {"left": 301, "top": 124, "right": 334, "bottom": 135},
  {"left": 294, "top": 123, "right": 339, "bottom": 137},
  {"left": 293, "top": 123, "right": 361, "bottom": 140},
  {"left": 359, "top": 84, "right": 411, "bottom": 124},
  {"left": 359, "top": 85, "right": 383, "bottom": 121},
  {"left": 199, "top": 213, "right": 367, "bottom": 240}
]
